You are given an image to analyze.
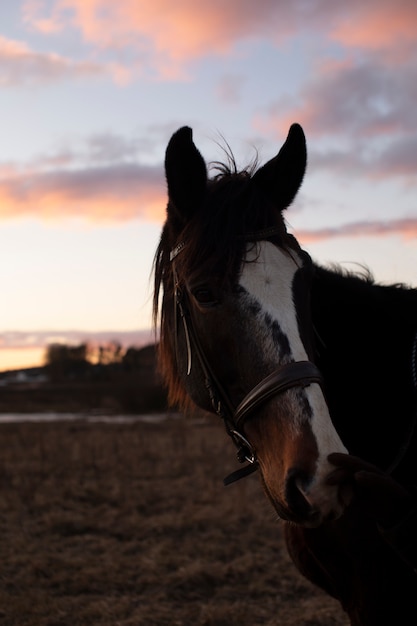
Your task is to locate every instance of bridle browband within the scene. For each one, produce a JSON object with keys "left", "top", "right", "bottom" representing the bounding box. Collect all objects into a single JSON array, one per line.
[{"left": 170, "top": 234, "right": 324, "bottom": 485}]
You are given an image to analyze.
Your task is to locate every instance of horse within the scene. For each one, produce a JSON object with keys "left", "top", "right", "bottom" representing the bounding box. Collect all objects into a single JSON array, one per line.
[{"left": 153, "top": 123, "right": 417, "bottom": 625}]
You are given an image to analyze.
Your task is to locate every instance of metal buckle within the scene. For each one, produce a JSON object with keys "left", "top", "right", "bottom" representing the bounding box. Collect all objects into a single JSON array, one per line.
[
  {"left": 170, "top": 241, "right": 186, "bottom": 262},
  {"left": 230, "top": 429, "right": 257, "bottom": 465}
]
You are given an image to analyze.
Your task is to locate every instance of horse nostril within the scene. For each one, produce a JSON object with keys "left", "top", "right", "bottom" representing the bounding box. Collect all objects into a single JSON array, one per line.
[{"left": 285, "top": 467, "right": 313, "bottom": 518}]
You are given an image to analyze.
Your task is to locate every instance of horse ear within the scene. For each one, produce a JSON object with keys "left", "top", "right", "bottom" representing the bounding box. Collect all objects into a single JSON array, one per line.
[
  {"left": 253, "top": 123, "right": 307, "bottom": 210},
  {"left": 165, "top": 126, "right": 207, "bottom": 226}
]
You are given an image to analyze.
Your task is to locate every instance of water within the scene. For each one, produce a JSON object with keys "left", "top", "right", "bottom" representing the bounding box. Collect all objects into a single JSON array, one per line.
[{"left": 0, "top": 412, "right": 179, "bottom": 424}]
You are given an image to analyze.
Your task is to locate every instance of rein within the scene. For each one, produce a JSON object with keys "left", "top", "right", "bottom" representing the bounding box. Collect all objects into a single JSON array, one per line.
[{"left": 170, "top": 236, "right": 324, "bottom": 485}]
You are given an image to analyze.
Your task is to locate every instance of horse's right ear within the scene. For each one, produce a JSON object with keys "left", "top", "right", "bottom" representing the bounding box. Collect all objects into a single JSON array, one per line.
[{"left": 165, "top": 126, "right": 207, "bottom": 226}]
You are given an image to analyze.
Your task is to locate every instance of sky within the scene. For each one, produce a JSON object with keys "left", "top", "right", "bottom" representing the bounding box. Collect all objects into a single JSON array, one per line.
[{"left": 1, "top": 0, "right": 417, "bottom": 371}]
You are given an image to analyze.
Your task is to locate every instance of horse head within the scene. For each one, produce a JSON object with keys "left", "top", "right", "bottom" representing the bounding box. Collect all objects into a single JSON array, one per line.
[{"left": 154, "top": 124, "right": 350, "bottom": 527}]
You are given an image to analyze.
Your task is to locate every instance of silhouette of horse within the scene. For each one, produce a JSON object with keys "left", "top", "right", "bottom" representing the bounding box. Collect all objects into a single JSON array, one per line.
[{"left": 153, "top": 124, "right": 417, "bottom": 625}]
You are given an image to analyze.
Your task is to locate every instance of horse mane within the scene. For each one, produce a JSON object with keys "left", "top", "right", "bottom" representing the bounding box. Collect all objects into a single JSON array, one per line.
[{"left": 316, "top": 260, "right": 417, "bottom": 296}]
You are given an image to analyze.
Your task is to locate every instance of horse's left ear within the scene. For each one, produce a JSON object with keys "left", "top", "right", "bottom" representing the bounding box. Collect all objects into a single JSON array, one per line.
[
  {"left": 253, "top": 123, "right": 307, "bottom": 210},
  {"left": 165, "top": 126, "right": 207, "bottom": 226}
]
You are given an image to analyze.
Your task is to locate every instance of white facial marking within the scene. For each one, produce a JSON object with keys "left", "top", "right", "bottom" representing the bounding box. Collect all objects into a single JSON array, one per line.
[
  {"left": 240, "top": 241, "right": 347, "bottom": 509},
  {"left": 240, "top": 242, "right": 306, "bottom": 361}
]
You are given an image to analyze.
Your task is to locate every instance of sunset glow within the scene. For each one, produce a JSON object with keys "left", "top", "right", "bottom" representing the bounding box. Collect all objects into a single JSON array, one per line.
[{"left": 0, "top": 347, "right": 45, "bottom": 372}]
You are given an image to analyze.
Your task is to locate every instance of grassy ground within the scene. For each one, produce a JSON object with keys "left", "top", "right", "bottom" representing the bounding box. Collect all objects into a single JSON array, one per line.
[{"left": 0, "top": 416, "right": 348, "bottom": 626}]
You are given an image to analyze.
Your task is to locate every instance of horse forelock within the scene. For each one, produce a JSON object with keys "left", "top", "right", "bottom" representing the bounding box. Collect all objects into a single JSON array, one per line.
[{"left": 178, "top": 173, "right": 291, "bottom": 282}]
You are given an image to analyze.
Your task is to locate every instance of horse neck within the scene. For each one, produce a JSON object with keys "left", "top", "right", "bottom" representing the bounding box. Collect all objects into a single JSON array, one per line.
[
  {"left": 310, "top": 265, "right": 417, "bottom": 470},
  {"left": 311, "top": 265, "right": 417, "bottom": 377}
]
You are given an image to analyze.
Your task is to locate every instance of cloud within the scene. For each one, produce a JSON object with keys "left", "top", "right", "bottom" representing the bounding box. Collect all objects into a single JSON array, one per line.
[
  {"left": 0, "top": 129, "right": 171, "bottom": 222},
  {"left": 216, "top": 74, "right": 245, "bottom": 105},
  {"left": 373, "top": 136, "right": 417, "bottom": 180},
  {"left": 20, "top": 1, "right": 346, "bottom": 79},
  {"left": 254, "top": 54, "right": 417, "bottom": 184},
  {"left": 256, "top": 57, "right": 417, "bottom": 138},
  {"left": 23, "top": 0, "right": 65, "bottom": 34},
  {"left": 23, "top": 0, "right": 417, "bottom": 78},
  {"left": 303, "top": 134, "right": 417, "bottom": 184},
  {"left": 24, "top": 0, "right": 288, "bottom": 79},
  {"left": 0, "top": 34, "right": 113, "bottom": 86},
  {"left": 329, "top": 1, "right": 417, "bottom": 62},
  {"left": 0, "top": 127, "right": 415, "bottom": 229},
  {"left": 294, "top": 217, "right": 417, "bottom": 244},
  {"left": 33, "top": 130, "right": 164, "bottom": 169},
  {"left": 18, "top": 2, "right": 417, "bottom": 186},
  {"left": 0, "top": 161, "right": 166, "bottom": 222}
]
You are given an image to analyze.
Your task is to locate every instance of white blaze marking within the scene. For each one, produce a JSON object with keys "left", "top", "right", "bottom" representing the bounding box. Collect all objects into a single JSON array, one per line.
[
  {"left": 240, "top": 241, "right": 347, "bottom": 498},
  {"left": 240, "top": 242, "right": 306, "bottom": 361}
]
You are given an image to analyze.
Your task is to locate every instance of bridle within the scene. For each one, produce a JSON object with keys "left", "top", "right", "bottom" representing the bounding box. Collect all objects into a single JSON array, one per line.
[{"left": 170, "top": 234, "right": 324, "bottom": 485}]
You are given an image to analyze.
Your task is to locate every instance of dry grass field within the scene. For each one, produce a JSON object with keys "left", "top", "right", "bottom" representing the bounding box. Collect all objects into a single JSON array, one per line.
[{"left": 0, "top": 415, "right": 348, "bottom": 626}]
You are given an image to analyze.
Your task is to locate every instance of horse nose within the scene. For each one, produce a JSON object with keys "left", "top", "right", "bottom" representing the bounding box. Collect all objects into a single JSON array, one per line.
[{"left": 285, "top": 467, "right": 316, "bottom": 520}]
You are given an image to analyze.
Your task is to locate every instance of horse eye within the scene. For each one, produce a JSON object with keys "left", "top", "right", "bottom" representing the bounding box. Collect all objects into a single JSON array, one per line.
[{"left": 191, "top": 286, "right": 218, "bottom": 306}]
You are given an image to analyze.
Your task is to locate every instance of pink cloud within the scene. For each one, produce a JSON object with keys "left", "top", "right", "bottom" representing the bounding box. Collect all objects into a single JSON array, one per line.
[
  {"left": 0, "top": 34, "right": 116, "bottom": 86},
  {"left": 23, "top": 0, "right": 417, "bottom": 77},
  {"left": 295, "top": 217, "right": 417, "bottom": 244},
  {"left": 255, "top": 57, "right": 417, "bottom": 139},
  {"left": 22, "top": 0, "right": 301, "bottom": 78},
  {"left": 330, "top": 2, "right": 417, "bottom": 62},
  {"left": 23, "top": 0, "right": 64, "bottom": 34},
  {"left": 0, "top": 162, "right": 166, "bottom": 223}
]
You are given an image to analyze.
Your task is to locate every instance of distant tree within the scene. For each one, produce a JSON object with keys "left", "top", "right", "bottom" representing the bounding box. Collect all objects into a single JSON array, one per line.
[
  {"left": 97, "top": 341, "right": 123, "bottom": 365},
  {"left": 122, "top": 344, "right": 159, "bottom": 370},
  {"left": 45, "top": 342, "right": 91, "bottom": 381},
  {"left": 122, "top": 347, "right": 142, "bottom": 369}
]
